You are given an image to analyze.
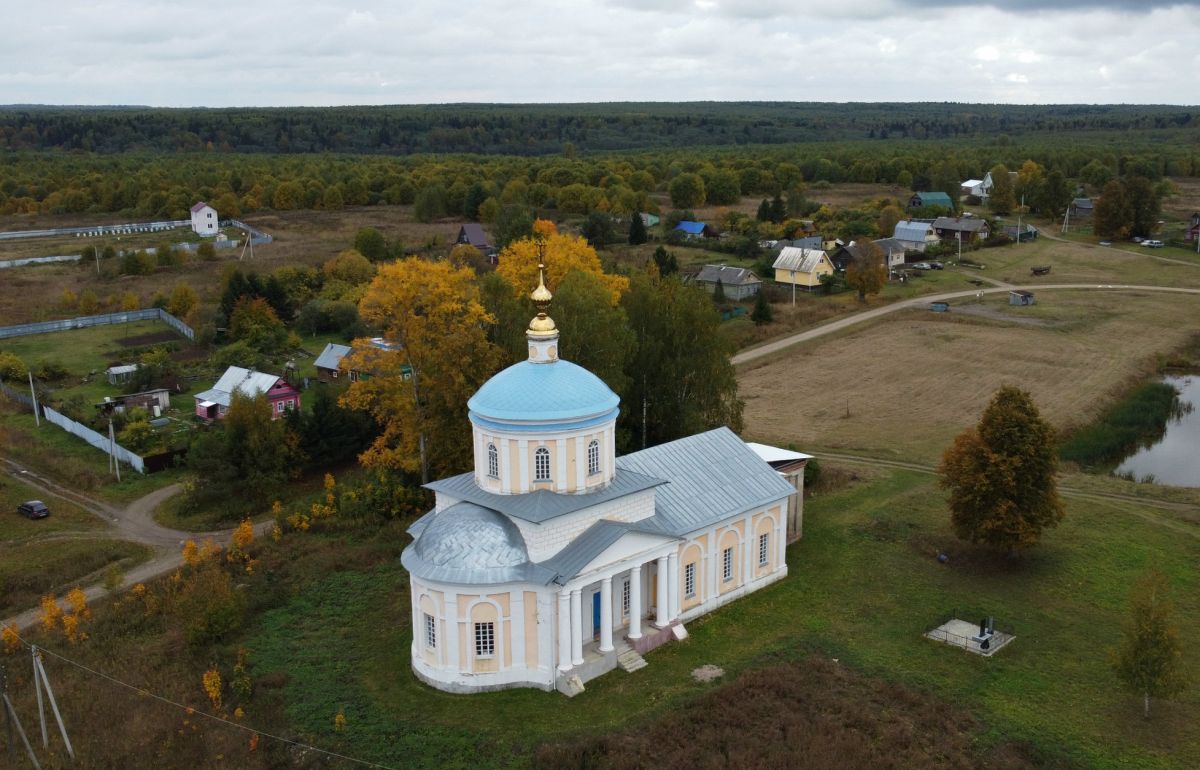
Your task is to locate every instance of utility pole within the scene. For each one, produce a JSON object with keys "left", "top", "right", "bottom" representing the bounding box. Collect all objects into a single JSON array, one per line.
[
  {"left": 1016, "top": 194, "right": 1025, "bottom": 245},
  {"left": 1, "top": 665, "right": 43, "bottom": 769},
  {"left": 31, "top": 648, "right": 74, "bottom": 760},
  {"left": 28, "top": 371, "right": 39, "bottom": 427}
]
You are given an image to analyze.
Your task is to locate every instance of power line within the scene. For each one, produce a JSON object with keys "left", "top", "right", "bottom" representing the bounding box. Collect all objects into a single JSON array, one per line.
[{"left": 6, "top": 633, "right": 398, "bottom": 770}]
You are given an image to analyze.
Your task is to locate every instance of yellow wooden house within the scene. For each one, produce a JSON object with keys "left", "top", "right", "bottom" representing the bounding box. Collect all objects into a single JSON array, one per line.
[{"left": 772, "top": 246, "right": 834, "bottom": 291}]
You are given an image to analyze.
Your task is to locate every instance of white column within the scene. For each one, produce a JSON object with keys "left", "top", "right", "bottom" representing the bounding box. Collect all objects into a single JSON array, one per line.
[
  {"left": 743, "top": 515, "right": 754, "bottom": 584},
  {"left": 517, "top": 438, "right": 529, "bottom": 493},
  {"left": 574, "top": 435, "right": 585, "bottom": 489},
  {"left": 570, "top": 588, "right": 584, "bottom": 665},
  {"left": 599, "top": 577, "right": 614, "bottom": 652},
  {"left": 777, "top": 515, "right": 787, "bottom": 569},
  {"left": 555, "top": 438, "right": 567, "bottom": 492},
  {"left": 667, "top": 551, "right": 680, "bottom": 620},
  {"left": 445, "top": 593, "right": 460, "bottom": 671},
  {"left": 557, "top": 589, "right": 572, "bottom": 672},
  {"left": 655, "top": 556, "right": 669, "bottom": 627},
  {"left": 500, "top": 437, "right": 512, "bottom": 492},
  {"left": 628, "top": 565, "right": 643, "bottom": 640},
  {"left": 511, "top": 590, "right": 526, "bottom": 669}
]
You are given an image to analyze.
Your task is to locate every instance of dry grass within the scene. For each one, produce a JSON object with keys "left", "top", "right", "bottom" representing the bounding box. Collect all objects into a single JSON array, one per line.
[
  {"left": 534, "top": 656, "right": 1064, "bottom": 770},
  {"left": 738, "top": 291, "right": 1200, "bottom": 463}
]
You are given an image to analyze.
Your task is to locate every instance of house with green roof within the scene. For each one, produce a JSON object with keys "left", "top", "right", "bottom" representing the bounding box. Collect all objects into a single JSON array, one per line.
[{"left": 907, "top": 191, "right": 955, "bottom": 212}]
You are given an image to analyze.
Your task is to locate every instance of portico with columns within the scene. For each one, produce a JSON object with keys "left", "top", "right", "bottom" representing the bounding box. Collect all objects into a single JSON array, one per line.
[{"left": 401, "top": 263, "right": 802, "bottom": 696}]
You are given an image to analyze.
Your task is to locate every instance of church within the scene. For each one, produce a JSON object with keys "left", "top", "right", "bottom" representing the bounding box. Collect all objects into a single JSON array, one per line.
[{"left": 402, "top": 267, "right": 809, "bottom": 695}]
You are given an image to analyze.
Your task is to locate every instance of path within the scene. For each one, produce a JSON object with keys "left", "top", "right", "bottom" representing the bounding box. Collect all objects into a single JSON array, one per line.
[
  {"left": 732, "top": 283, "right": 1200, "bottom": 366},
  {"left": 2, "top": 458, "right": 265, "bottom": 631}
]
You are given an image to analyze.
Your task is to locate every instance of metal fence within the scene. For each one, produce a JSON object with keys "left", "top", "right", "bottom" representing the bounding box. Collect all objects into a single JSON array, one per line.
[
  {"left": 0, "top": 220, "right": 188, "bottom": 241},
  {"left": 0, "top": 254, "right": 83, "bottom": 270},
  {"left": 0, "top": 380, "right": 35, "bottom": 408},
  {"left": 0, "top": 308, "right": 194, "bottom": 342},
  {"left": 41, "top": 406, "right": 145, "bottom": 473}
]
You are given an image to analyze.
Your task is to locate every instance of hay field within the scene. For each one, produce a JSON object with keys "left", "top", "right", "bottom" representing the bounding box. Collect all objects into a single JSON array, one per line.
[{"left": 738, "top": 290, "right": 1200, "bottom": 462}]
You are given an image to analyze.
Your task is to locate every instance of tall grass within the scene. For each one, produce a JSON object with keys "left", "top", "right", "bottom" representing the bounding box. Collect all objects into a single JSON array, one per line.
[{"left": 1059, "top": 382, "right": 1181, "bottom": 466}]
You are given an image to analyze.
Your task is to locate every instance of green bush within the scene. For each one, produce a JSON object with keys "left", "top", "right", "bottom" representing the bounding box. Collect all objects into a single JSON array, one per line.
[{"left": 1060, "top": 382, "right": 1181, "bottom": 466}]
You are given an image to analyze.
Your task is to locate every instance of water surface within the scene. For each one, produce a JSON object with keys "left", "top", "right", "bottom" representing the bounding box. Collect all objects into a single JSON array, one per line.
[{"left": 1114, "top": 375, "right": 1199, "bottom": 487}]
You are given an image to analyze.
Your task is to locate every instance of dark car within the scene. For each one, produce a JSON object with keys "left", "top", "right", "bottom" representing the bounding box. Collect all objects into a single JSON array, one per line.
[
  {"left": 929, "top": 261, "right": 945, "bottom": 270},
  {"left": 17, "top": 500, "right": 50, "bottom": 519}
]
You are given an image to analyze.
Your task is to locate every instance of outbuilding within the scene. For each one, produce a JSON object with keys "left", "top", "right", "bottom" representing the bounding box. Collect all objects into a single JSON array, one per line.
[
  {"left": 1009, "top": 290, "right": 1036, "bottom": 306},
  {"left": 190, "top": 202, "right": 218, "bottom": 237}
]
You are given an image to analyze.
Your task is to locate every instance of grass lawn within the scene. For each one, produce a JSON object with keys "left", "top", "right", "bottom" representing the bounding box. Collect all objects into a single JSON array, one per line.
[
  {"left": 234, "top": 467, "right": 1197, "bottom": 770},
  {"left": 1, "top": 468, "right": 154, "bottom": 616}
]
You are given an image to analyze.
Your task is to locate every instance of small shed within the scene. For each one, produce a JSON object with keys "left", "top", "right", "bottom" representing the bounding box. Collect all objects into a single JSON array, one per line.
[
  {"left": 929, "top": 301, "right": 950, "bottom": 313},
  {"left": 745, "top": 442, "right": 812, "bottom": 542},
  {"left": 1009, "top": 290, "right": 1036, "bottom": 306},
  {"left": 106, "top": 364, "right": 140, "bottom": 385}
]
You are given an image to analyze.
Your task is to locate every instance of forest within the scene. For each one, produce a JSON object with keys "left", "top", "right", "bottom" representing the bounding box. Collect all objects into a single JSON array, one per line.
[{"left": 2, "top": 101, "right": 1199, "bottom": 154}]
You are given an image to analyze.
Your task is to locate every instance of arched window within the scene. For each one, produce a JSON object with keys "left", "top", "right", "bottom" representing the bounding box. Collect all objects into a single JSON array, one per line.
[
  {"left": 587, "top": 439, "right": 600, "bottom": 475},
  {"left": 534, "top": 447, "right": 551, "bottom": 481},
  {"left": 487, "top": 443, "right": 499, "bottom": 479}
]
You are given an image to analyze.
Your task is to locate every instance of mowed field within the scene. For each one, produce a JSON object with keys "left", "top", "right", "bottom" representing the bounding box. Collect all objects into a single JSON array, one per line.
[{"left": 738, "top": 290, "right": 1200, "bottom": 463}]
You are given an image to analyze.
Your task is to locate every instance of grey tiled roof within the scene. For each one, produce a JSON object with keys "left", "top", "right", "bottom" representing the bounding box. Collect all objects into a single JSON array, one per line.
[
  {"left": 615, "top": 427, "right": 796, "bottom": 536},
  {"left": 424, "top": 468, "right": 667, "bottom": 524},
  {"left": 536, "top": 519, "right": 679, "bottom": 584}
]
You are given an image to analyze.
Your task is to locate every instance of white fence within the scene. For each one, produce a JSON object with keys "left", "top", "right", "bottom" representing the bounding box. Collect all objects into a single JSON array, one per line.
[
  {"left": 0, "top": 308, "right": 194, "bottom": 341},
  {"left": 41, "top": 406, "right": 145, "bottom": 473},
  {"left": 0, "top": 254, "right": 83, "bottom": 269}
]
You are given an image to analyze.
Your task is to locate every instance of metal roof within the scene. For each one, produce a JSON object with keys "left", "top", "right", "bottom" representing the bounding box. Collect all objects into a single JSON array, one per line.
[
  {"left": 615, "top": 427, "right": 796, "bottom": 536},
  {"left": 194, "top": 366, "right": 285, "bottom": 408},
  {"left": 457, "top": 223, "right": 490, "bottom": 247},
  {"left": 675, "top": 221, "right": 706, "bottom": 234},
  {"left": 913, "top": 192, "right": 954, "bottom": 207},
  {"left": 467, "top": 359, "right": 620, "bottom": 424},
  {"left": 893, "top": 220, "right": 934, "bottom": 241},
  {"left": 745, "top": 442, "right": 813, "bottom": 464},
  {"left": 314, "top": 342, "right": 351, "bottom": 371},
  {"left": 772, "top": 246, "right": 829, "bottom": 273},
  {"left": 695, "top": 265, "right": 760, "bottom": 286},
  {"left": 933, "top": 216, "right": 987, "bottom": 233},
  {"left": 190, "top": 201, "right": 213, "bottom": 213},
  {"left": 424, "top": 467, "right": 667, "bottom": 525},
  {"left": 536, "top": 519, "right": 679, "bottom": 584},
  {"left": 873, "top": 237, "right": 908, "bottom": 254},
  {"left": 402, "top": 502, "right": 556, "bottom": 585}
]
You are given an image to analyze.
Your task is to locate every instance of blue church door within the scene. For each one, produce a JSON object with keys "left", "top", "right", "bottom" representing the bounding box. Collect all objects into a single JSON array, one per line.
[{"left": 592, "top": 591, "right": 602, "bottom": 640}]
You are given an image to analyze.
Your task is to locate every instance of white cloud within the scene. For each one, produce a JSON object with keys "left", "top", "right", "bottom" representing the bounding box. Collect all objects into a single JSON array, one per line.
[{"left": 1, "top": 1, "right": 1198, "bottom": 105}]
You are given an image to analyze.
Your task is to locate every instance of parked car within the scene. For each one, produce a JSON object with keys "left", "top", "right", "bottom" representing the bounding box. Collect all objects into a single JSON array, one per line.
[
  {"left": 912, "top": 262, "right": 932, "bottom": 270},
  {"left": 929, "top": 261, "right": 944, "bottom": 270},
  {"left": 1141, "top": 239, "right": 1164, "bottom": 248},
  {"left": 17, "top": 500, "right": 50, "bottom": 519},
  {"left": 1099, "top": 241, "right": 1112, "bottom": 246}
]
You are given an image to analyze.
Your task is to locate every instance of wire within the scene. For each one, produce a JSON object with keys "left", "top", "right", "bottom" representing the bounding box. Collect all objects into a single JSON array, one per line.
[{"left": 6, "top": 632, "right": 398, "bottom": 770}]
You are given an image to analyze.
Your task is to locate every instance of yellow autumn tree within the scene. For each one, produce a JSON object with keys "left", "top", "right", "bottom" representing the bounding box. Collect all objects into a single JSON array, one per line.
[
  {"left": 203, "top": 668, "right": 223, "bottom": 710},
  {"left": 342, "top": 258, "right": 502, "bottom": 482},
  {"left": 497, "top": 232, "right": 628, "bottom": 306},
  {"left": 2, "top": 623, "right": 20, "bottom": 654}
]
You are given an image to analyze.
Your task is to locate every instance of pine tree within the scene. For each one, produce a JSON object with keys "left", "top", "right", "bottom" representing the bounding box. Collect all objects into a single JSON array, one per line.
[
  {"left": 652, "top": 246, "right": 678, "bottom": 277},
  {"left": 769, "top": 193, "right": 786, "bottom": 224},
  {"left": 750, "top": 289, "right": 773, "bottom": 325},
  {"left": 756, "top": 199, "right": 772, "bottom": 222},
  {"left": 1112, "top": 570, "right": 1187, "bottom": 718},
  {"left": 712, "top": 277, "right": 726, "bottom": 304},
  {"left": 628, "top": 211, "right": 648, "bottom": 245},
  {"left": 939, "top": 386, "right": 1065, "bottom": 556}
]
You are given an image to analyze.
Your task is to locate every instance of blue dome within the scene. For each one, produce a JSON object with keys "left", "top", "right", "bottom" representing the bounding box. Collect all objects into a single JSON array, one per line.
[{"left": 468, "top": 360, "right": 619, "bottom": 425}]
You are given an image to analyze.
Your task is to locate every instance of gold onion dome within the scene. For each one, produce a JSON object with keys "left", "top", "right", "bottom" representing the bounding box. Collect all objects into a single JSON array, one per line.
[{"left": 528, "top": 263, "right": 557, "bottom": 335}]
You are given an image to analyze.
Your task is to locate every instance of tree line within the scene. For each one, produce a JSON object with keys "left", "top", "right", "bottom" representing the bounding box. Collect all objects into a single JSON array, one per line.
[{"left": 2, "top": 103, "right": 1198, "bottom": 155}]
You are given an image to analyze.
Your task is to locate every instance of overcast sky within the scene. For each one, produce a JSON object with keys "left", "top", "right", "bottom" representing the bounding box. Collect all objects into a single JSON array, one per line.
[{"left": 3, "top": 0, "right": 1198, "bottom": 107}]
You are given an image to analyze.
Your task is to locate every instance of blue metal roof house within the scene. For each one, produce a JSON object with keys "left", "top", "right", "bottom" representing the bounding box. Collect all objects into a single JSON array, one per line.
[{"left": 674, "top": 220, "right": 718, "bottom": 239}]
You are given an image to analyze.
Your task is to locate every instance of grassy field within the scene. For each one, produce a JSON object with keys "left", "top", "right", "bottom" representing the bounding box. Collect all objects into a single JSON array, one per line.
[
  {"left": 0, "top": 475, "right": 151, "bottom": 615},
  {"left": 738, "top": 290, "right": 1200, "bottom": 464}
]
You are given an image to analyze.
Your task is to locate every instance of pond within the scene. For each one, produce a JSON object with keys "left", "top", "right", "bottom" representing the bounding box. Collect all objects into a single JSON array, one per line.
[{"left": 1114, "top": 375, "right": 1200, "bottom": 487}]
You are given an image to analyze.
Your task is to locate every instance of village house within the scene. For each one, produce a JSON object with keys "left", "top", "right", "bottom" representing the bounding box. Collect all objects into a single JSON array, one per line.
[
  {"left": 961, "top": 178, "right": 987, "bottom": 199},
  {"left": 932, "top": 216, "right": 990, "bottom": 244},
  {"left": 692, "top": 265, "right": 762, "bottom": 300},
  {"left": 402, "top": 268, "right": 806, "bottom": 696},
  {"left": 673, "top": 220, "right": 719, "bottom": 240},
  {"left": 1188, "top": 212, "right": 1200, "bottom": 242},
  {"left": 456, "top": 224, "right": 496, "bottom": 262},
  {"left": 189, "top": 202, "right": 218, "bottom": 237},
  {"left": 106, "top": 388, "right": 172, "bottom": 417},
  {"left": 907, "top": 191, "right": 955, "bottom": 211},
  {"left": 829, "top": 240, "right": 905, "bottom": 273},
  {"left": 892, "top": 220, "right": 939, "bottom": 252},
  {"left": 313, "top": 340, "right": 411, "bottom": 384},
  {"left": 1070, "top": 198, "right": 1094, "bottom": 219},
  {"left": 772, "top": 246, "right": 834, "bottom": 291},
  {"left": 194, "top": 366, "right": 300, "bottom": 421}
]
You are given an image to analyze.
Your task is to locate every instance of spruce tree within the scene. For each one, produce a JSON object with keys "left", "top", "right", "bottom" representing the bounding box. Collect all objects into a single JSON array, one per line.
[
  {"left": 751, "top": 289, "right": 773, "bottom": 325},
  {"left": 769, "top": 193, "right": 786, "bottom": 224},
  {"left": 712, "top": 277, "right": 726, "bottom": 304},
  {"left": 629, "top": 211, "right": 648, "bottom": 245},
  {"left": 756, "top": 199, "right": 772, "bottom": 222}
]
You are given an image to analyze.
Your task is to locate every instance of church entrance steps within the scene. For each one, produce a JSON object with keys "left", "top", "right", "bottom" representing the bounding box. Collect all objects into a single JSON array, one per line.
[{"left": 617, "top": 649, "right": 647, "bottom": 673}]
